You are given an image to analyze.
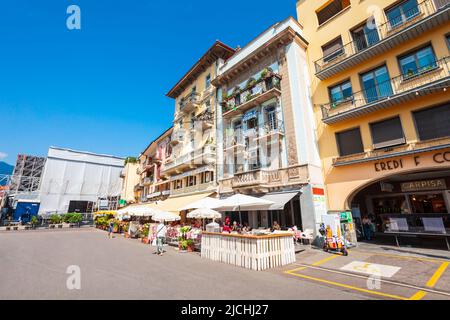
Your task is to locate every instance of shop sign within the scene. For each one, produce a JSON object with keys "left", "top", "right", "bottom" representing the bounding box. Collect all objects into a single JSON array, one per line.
[{"left": 401, "top": 179, "right": 447, "bottom": 192}]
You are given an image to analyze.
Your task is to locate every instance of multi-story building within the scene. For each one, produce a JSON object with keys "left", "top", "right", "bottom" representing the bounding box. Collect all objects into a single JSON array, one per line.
[
  {"left": 297, "top": 0, "right": 450, "bottom": 235},
  {"left": 214, "top": 17, "right": 328, "bottom": 232},
  {"left": 145, "top": 42, "right": 236, "bottom": 216},
  {"left": 119, "top": 158, "right": 140, "bottom": 206},
  {"left": 137, "top": 127, "right": 173, "bottom": 203}
]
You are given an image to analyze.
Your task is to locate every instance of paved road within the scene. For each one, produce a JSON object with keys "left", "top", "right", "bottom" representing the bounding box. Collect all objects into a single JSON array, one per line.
[{"left": 0, "top": 229, "right": 367, "bottom": 300}]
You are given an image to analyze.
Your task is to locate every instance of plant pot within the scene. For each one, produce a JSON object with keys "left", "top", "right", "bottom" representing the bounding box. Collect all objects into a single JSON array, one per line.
[
  {"left": 58, "top": 224, "right": 63, "bottom": 229},
  {"left": 13, "top": 227, "right": 19, "bottom": 231},
  {"left": 49, "top": 225, "right": 55, "bottom": 229},
  {"left": 141, "top": 238, "right": 150, "bottom": 244},
  {"left": 6, "top": 226, "right": 11, "bottom": 231}
]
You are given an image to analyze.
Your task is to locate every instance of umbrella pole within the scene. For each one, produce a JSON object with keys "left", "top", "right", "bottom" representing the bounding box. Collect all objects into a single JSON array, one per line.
[{"left": 239, "top": 205, "right": 242, "bottom": 227}]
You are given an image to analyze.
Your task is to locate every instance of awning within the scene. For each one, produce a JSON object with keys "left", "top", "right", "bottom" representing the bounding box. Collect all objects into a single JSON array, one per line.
[
  {"left": 148, "top": 193, "right": 213, "bottom": 214},
  {"left": 258, "top": 192, "right": 299, "bottom": 210}
]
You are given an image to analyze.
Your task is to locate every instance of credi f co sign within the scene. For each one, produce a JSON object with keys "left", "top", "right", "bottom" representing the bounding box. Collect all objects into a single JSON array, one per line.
[{"left": 374, "top": 150, "right": 450, "bottom": 172}]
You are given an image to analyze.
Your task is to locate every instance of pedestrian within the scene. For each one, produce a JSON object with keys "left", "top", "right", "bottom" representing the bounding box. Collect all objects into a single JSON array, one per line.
[
  {"left": 362, "top": 216, "right": 373, "bottom": 241},
  {"left": 108, "top": 220, "right": 114, "bottom": 239},
  {"left": 156, "top": 221, "right": 167, "bottom": 256},
  {"left": 272, "top": 221, "right": 281, "bottom": 231}
]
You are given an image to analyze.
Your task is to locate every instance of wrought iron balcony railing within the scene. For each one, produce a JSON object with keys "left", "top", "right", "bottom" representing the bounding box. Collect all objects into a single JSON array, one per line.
[
  {"left": 314, "top": 0, "right": 446, "bottom": 79},
  {"left": 321, "top": 56, "right": 450, "bottom": 124},
  {"left": 179, "top": 91, "right": 201, "bottom": 113},
  {"left": 222, "top": 74, "right": 281, "bottom": 117}
]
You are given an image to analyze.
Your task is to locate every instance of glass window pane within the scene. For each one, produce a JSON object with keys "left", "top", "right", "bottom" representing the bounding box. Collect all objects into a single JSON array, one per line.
[
  {"left": 341, "top": 82, "right": 353, "bottom": 99},
  {"left": 403, "top": 0, "right": 419, "bottom": 20},
  {"left": 330, "top": 86, "right": 343, "bottom": 102},
  {"left": 400, "top": 55, "right": 418, "bottom": 75},
  {"left": 416, "top": 47, "right": 436, "bottom": 70}
]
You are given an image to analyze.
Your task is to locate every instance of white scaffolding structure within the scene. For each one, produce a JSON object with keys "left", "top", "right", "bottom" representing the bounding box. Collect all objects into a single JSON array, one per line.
[{"left": 37, "top": 147, "right": 125, "bottom": 215}]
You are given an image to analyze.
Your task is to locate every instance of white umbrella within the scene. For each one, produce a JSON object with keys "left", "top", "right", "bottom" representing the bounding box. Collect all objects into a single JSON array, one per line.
[
  {"left": 180, "top": 197, "right": 224, "bottom": 211},
  {"left": 213, "top": 194, "right": 274, "bottom": 211},
  {"left": 213, "top": 194, "right": 274, "bottom": 225},
  {"left": 152, "top": 211, "right": 181, "bottom": 222},
  {"left": 187, "top": 208, "right": 222, "bottom": 219},
  {"left": 118, "top": 205, "right": 160, "bottom": 217}
]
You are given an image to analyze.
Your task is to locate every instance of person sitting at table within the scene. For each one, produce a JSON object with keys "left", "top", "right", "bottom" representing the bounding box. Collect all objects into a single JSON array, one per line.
[
  {"left": 222, "top": 216, "right": 232, "bottom": 233},
  {"left": 272, "top": 221, "right": 281, "bottom": 231},
  {"left": 231, "top": 221, "right": 240, "bottom": 233}
]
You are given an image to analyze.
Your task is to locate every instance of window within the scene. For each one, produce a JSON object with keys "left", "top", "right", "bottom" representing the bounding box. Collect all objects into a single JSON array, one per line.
[
  {"left": 205, "top": 74, "right": 211, "bottom": 89},
  {"left": 370, "top": 117, "right": 405, "bottom": 149},
  {"left": 385, "top": 0, "right": 420, "bottom": 30},
  {"left": 336, "top": 128, "right": 364, "bottom": 156},
  {"left": 447, "top": 34, "right": 450, "bottom": 50},
  {"left": 351, "top": 19, "right": 380, "bottom": 52},
  {"left": 187, "top": 176, "right": 196, "bottom": 187},
  {"left": 266, "top": 106, "right": 278, "bottom": 130},
  {"left": 329, "top": 80, "right": 353, "bottom": 105},
  {"left": 361, "top": 65, "right": 393, "bottom": 103},
  {"left": 173, "top": 179, "right": 183, "bottom": 190},
  {"left": 322, "top": 37, "right": 344, "bottom": 63},
  {"left": 205, "top": 100, "right": 211, "bottom": 112},
  {"left": 399, "top": 46, "right": 437, "bottom": 78},
  {"left": 316, "top": 0, "right": 351, "bottom": 25},
  {"left": 413, "top": 103, "right": 450, "bottom": 140}
]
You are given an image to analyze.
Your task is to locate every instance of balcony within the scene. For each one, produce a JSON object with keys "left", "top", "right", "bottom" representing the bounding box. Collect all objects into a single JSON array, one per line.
[
  {"left": 147, "top": 191, "right": 162, "bottom": 200},
  {"left": 255, "top": 121, "right": 285, "bottom": 142},
  {"left": 162, "top": 145, "right": 216, "bottom": 174},
  {"left": 143, "top": 177, "right": 153, "bottom": 185},
  {"left": 333, "top": 136, "right": 450, "bottom": 167},
  {"left": 222, "top": 74, "right": 281, "bottom": 118},
  {"left": 170, "top": 181, "right": 217, "bottom": 197},
  {"left": 219, "top": 165, "right": 309, "bottom": 193},
  {"left": 179, "top": 92, "right": 201, "bottom": 114},
  {"left": 314, "top": 0, "right": 449, "bottom": 80},
  {"left": 321, "top": 56, "right": 450, "bottom": 124},
  {"left": 170, "top": 129, "right": 185, "bottom": 146},
  {"left": 134, "top": 182, "right": 144, "bottom": 192},
  {"left": 196, "top": 110, "right": 214, "bottom": 130}
]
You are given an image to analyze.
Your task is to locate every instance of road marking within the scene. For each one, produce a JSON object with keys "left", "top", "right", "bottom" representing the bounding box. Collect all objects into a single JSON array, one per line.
[
  {"left": 287, "top": 254, "right": 340, "bottom": 273},
  {"left": 352, "top": 251, "right": 450, "bottom": 264},
  {"left": 341, "top": 261, "right": 401, "bottom": 278},
  {"left": 286, "top": 263, "right": 450, "bottom": 299},
  {"left": 426, "top": 262, "right": 449, "bottom": 288},
  {"left": 285, "top": 270, "right": 409, "bottom": 300},
  {"left": 409, "top": 291, "right": 427, "bottom": 300}
]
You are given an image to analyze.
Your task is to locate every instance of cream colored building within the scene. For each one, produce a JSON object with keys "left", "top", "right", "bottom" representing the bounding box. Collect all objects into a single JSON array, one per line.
[
  {"left": 120, "top": 159, "right": 140, "bottom": 205},
  {"left": 214, "top": 17, "right": 328, "bottom": 232}
]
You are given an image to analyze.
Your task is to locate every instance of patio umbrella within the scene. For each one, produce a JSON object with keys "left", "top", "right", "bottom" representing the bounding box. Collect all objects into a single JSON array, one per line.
[
  {"left": 213, "top": 194, "right": 274, "bottom": 225},
  {"left": 180, "top": 197, "right": 224, "bottom": 211},
  {"left": 152, "top": 210, "right": 181, "bottom": 223},
  {"left": 187, "top": 208, "right": 222, "bottom": 219},
  {"left": 118, "top": 205, "right": 160, "bottom": 218}
]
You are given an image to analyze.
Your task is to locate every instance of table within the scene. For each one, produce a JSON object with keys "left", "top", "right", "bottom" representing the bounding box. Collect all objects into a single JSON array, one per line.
[{"left": 201, "top": 232, "right": 296, "bottom": 271}]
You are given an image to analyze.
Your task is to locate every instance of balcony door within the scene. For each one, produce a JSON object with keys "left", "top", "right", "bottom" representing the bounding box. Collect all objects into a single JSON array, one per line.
[
  {"left": 361, "top": 65, "right": 393, "bottom": 103},
  {"left": 385, "top": 0, "right": 420, "bottom": 30},
  {"left": 351, "top": 21, "right": 380, "bottom": 52}
]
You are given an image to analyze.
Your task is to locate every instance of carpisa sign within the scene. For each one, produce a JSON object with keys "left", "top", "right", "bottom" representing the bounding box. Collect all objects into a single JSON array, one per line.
[{"left": 401, "top": 179, "right": 447, "bottom": 192}]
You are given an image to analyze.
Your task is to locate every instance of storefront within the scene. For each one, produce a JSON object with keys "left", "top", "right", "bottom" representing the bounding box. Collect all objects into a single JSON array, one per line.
[{"left": 325, "top": 147, "right": 450, "bottom": 242}]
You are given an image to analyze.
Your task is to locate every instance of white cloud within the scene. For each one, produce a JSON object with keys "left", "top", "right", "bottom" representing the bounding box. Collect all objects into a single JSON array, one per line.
[{"left": 0, "top": 152, "right": 7, "bottom": 160}]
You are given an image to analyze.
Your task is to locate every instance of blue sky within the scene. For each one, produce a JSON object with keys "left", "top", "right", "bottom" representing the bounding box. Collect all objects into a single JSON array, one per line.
[{"left": 0, "top": 0, "right": 295, "bottom": 165}]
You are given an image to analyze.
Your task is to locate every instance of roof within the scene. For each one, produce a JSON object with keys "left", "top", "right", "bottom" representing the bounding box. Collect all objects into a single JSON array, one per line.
[
  {"left": 166, "top": 41, "right": 236, "bottom": 99},
  {"left": 140, "top": 126, "right": 174, "bottom": 156},
  {"left": 214, "top": 17, "right": 308, "bottom": 86},
  {"left": 49, "top": 147, "right": 125, "bottom": 160}
]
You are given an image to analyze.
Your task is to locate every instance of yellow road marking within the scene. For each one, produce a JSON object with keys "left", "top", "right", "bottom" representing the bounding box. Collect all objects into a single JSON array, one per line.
[
  {"left": 285, "top": 270, "right": 408, "bottom": 300},
  {"left": 355, "top": 251, "right": 449, "bottom": 264},
  {"left": 409, "top": 291, "right": 427, "bottom": 300},
  {"left": 287, "top": 254, "right": 340, "bottom": 273},
  {"left": 426, "top": 262, "right": 449, "bottom": 288}
]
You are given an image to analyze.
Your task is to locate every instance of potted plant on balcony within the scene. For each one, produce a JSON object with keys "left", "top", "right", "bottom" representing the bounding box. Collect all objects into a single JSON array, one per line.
[{"left": 246, "top": 77, "right": 257, "bottom": 90}]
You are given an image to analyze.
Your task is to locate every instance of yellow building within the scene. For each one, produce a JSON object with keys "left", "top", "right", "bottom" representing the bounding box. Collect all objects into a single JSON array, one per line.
[
  {"left": 297, "top": 0, "right": 450, "bottom": 236},
  {"left": 120, "top": 158, "right": 140, "bottom": 205}
]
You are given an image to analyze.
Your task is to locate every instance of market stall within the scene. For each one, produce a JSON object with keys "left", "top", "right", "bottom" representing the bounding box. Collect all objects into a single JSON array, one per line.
[{"left": 201, "top": 231, "right": 295, "bottom": 271}]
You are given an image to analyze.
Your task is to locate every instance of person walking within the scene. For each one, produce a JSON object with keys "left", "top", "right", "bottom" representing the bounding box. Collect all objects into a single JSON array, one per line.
[
  {"left": 156, "top": 221, "right": 167, "bottom": 256},
  {"left": 108, "top": 220, "right": 114, "bottom": 239}
]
